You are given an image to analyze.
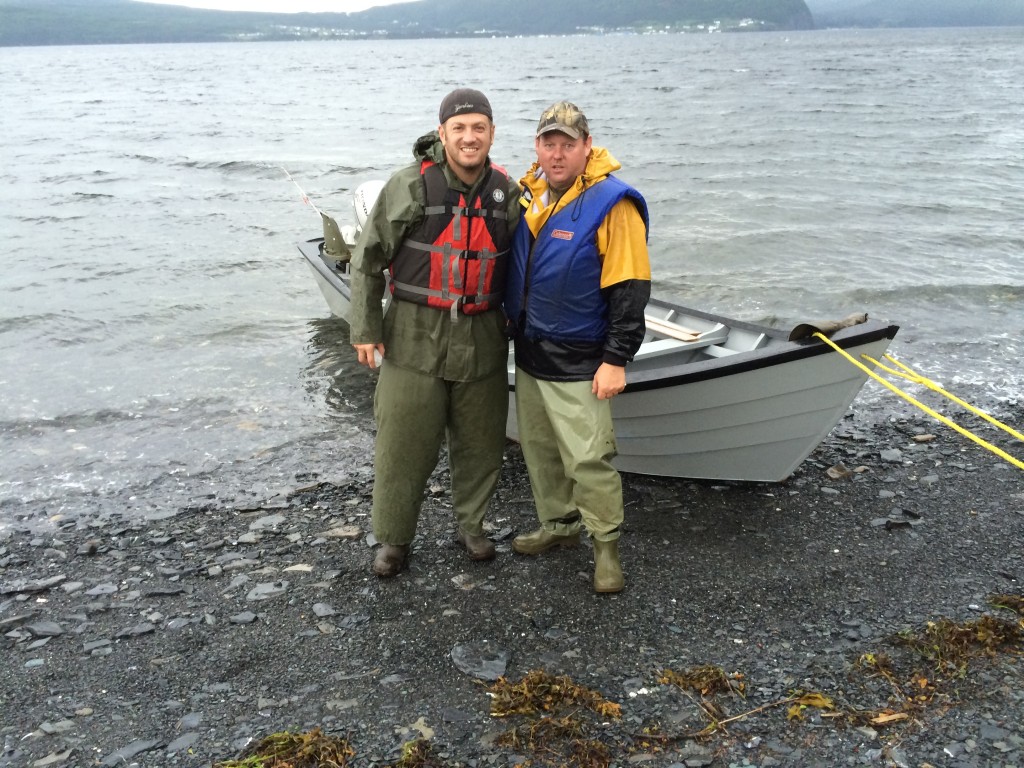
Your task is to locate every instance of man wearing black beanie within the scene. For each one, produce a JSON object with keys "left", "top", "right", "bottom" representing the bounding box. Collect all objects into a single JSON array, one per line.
[{"left": 349, "top": 88, "right": 520, "bottom": 578}]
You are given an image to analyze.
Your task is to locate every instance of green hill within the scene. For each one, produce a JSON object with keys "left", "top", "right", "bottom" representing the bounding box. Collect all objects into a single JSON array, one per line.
[
  {"left": 353, "top": 0, "right": 815, "bottom": 35},
  {"left": 0, "top": 0, "right": 814, "bottom": 46}
]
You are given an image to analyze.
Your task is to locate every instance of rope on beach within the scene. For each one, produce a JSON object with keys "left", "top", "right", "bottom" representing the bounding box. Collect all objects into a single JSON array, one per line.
[{"left": 813, "top": 332, "right": 1024, "bottom": 472}]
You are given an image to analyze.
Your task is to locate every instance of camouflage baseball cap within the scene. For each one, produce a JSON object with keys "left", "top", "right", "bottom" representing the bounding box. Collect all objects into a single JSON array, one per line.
[{"left": 536, "top": 101, "right": 589, "bottom": 139}]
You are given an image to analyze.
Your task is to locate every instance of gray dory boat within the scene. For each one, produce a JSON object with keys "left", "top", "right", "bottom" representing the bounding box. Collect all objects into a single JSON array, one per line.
[{"left": 298, "top": 222, "right": 898, "bottom": 482}]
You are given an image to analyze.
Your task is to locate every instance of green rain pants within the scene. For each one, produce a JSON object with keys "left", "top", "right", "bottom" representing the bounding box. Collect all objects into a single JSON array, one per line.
[
  {"left": 371, "top": 361, "right": 508, "bottom": 545},
  {"left": 514, "top": 368, "right": 623, "bottom": 542}
]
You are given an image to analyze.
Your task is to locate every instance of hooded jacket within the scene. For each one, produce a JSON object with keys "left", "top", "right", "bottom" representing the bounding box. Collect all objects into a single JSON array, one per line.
[
  {"left": 348, "top": 132, "right": 520, "bottom": 381},
  {"left": 506, "top": 146, "right": 651, "bottom": 381}
]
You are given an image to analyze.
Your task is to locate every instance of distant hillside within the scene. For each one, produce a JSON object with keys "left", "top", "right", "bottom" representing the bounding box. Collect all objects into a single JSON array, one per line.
[
  {"left": 353, "top": 0, "right": 815, "bottom": 36},
  {"left": 0, "top": 0, "right": 814, "bottom": 47},
  {"left": 805, "top": 0, "right": 1024, "bottom": 28}
]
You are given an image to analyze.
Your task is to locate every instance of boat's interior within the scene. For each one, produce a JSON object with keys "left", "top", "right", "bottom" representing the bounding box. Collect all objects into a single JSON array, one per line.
[{"left": 635, "top": 306, "right": 773, "bottom": 369}]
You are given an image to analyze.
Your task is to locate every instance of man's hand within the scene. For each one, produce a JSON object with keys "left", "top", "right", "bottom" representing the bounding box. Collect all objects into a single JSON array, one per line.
[
  {"left": 592, "top": 363, "right": 625, "bottom": 400},
  {"left": 353, "top": 343, "right": 385, "bottom": 370}
]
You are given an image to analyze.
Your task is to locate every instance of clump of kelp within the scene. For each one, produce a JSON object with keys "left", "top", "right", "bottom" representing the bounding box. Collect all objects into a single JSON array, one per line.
[
  {"left": 212, "top": 731, "right": 451, "bottom": 768},
  {"left": 213, "top": 728, "right": 355, "bottom": 767},
  {"left": 489, "top": 670, "right": 622, "bottom": 768},
  {"left": 388, "top": 739, "right": 451, "bottom": 767},
  {"left": 895, "top": 614, "right": 1022, "bottom": 676},
  {"left": 489, "top": 669, "right": 623, "bottom": 719},
  {"left": 213, "top": 593, "right": 1022, "bottom": 768}
]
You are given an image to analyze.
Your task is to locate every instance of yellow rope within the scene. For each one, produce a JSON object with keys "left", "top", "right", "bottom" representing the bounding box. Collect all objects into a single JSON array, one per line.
[
  {"left": 862, "top": 353, "right": 1024, "bottom": 443},
  {"left": 812, "top": 332, "right": 1024, "bottom": 471}
]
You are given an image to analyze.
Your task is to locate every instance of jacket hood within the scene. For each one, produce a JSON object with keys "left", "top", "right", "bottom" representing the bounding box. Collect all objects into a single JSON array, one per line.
[
  {"left": 520, "top": 145, "right": 621, "bottom": 198},
  {"left": 412, "top": 131, "right": 446, "bottom": 164}
]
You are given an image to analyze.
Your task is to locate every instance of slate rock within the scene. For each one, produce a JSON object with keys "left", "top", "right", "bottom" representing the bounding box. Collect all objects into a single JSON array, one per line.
[
  {"left": 249, "top": 513, "right": 286, "bottom": 530},
  {"left": 0, "top": 575, "right": 66, "bottom": 595},
  {"left": 100, "top": 739, "right": 162, "bottom": 766},
  {"left": 85, "top": 583, "right": 118, "bottom": 596},
  {"left": 25, "top": 621, "right": 65, "bottom": 637},
  {"left": 144, "top": 586, "right": 186, "bottom": 597},
  {"left": 114, "top": 622, "right": 156, "bottom": 638},
  {"left": 39, "top": 719, "right": 75, "bottom": 734},
  {"left": 312, "top": 602, "right": 336, "bottom": 617},
  {"left": 451, "top": 641, "right": 510, "bottom": 681},
  {"left": 245, "top": 581, "right": 289, "bottom": 601},
  {"left": 0, "top": 613, "right": 35, "bottom": 631},
  {"left": 338, "top": 614, "right": 370, "bottom": 629},
  {"left": 31, "top": 750, "right": 74, "bottom": 767},
  {"left": 166, "top": 732, "right": 200, "bottom": 754}
]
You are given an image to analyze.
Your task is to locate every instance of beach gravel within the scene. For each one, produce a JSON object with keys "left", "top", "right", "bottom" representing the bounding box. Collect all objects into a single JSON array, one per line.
[{"left": 1, "top": 411, "right": 1022, "bottom": 767}]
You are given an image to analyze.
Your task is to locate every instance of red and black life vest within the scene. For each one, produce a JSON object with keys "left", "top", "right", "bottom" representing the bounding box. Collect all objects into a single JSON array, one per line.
[{"left": 389, "top": 160, "right": 512, "bottom": 318}]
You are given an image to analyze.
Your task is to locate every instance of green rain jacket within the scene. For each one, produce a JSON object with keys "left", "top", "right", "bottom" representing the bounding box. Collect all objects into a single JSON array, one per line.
[{"left": 348, "top": 132, "right": 520, "bottom": 382}]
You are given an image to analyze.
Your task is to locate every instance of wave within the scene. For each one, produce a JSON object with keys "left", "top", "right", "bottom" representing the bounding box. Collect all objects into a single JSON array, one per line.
[
  {"left": 842, "top": 282, "right": 1024, "bottom": 308},
  {"left": 14, "top": 214, "right": 87, "bottom": 224},
  {"left": 71, "top": 192, "right": 115, "bottom": 200},
  {"left": 0, "top": 312, "right": 65, "bottom": 335},
  {"left": 0, "top": 408, "right": 146, "bottom": 438}
]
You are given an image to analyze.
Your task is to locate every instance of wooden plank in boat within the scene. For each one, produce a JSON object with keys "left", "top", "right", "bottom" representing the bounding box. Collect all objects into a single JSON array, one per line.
[
  {"left": 644, "top": 314, "right": 702, "bottom": 341},
  {"left": 635, "top": 321, "right": 731, "bottom": 361}
]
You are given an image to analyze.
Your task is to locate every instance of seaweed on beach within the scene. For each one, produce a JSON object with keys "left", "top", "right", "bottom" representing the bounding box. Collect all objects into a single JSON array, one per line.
[
  {"left": 213, "top": 727, "right": 355, "bottom": 768},
  {"left": 489, "top": 670, "right": 622, "bottom": 719},
  {"left": 894, "top": 615, "right": 1023, "bottom": 677},
  {"left": 655, "top": 661, "right": 915, "bottom": 736},
  {"left": 388, "top": 738, "right": 452, "bottom": 767},
  {"left": 989, "top": 592, "right": 1024, "bottom": 617},
  {"left": 495, "top": 715, "right": 614, "bottom": 768},
  {"left": 489, "top": 671, "right": 622, "bottom": 767},
  {"left": 657, "top": 665, "right": 745, "bottom": 697},
  {"left": 837, "top": 602, "right": 1024, "bottom": 729}
]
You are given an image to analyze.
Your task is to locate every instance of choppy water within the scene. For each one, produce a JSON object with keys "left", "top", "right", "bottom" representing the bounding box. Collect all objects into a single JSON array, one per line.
[{"left": 1, "top": 28, "right": 1022, "bottom": 519}]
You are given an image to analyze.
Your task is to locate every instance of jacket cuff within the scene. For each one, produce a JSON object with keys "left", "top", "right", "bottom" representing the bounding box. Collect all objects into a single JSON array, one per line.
[{"left": 601, "top": 351, "right": 628, "bottom": 367}]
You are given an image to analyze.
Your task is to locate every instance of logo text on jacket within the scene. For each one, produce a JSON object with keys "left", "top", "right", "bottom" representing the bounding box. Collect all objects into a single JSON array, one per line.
[{"left": 551, "top": 229, "right": 574, "bottom": 241}]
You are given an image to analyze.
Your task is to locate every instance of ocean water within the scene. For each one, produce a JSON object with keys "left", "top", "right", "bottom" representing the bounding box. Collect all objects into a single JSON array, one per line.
[{"left": 1, "top": 28, "right": 1022, "bottom": 519}]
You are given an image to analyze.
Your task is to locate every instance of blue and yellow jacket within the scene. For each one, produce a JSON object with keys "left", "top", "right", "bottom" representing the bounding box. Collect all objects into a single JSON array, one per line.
[{"left": 506, "top": 146, "right": 651, "bottom": 381}]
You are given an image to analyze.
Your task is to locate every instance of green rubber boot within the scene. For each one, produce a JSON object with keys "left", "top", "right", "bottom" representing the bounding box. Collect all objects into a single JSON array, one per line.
[
  {"left": 592, "top": 539, "right": 623, "bottom": 593},
  {"left": 512, "top": 528, "right": 580, "bottom": 556}
]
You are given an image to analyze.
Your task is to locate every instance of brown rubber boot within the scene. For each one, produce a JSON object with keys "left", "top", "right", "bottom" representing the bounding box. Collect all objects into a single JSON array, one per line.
[
  {"left": 372, "top": 544, "right": 409, "bottom": 577},
  {"left": 456, "top": 529, "right": 496, "bottom": 561},
  {"left": 592, "top": 539, "right": 623, "bottom": 593},
  {"left": 511, "top": 528, "right": 580, "bottom": 556}
]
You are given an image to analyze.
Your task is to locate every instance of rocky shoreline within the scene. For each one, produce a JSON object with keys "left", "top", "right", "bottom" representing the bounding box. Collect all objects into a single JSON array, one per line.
[{"left": 2, "top": 411, "right": 1022, "bottom": 768}]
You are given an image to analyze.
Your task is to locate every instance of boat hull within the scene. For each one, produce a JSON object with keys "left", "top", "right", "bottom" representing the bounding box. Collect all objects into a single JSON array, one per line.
[{"left": 298, "top": 239, "right": 898, "bottom": 481}]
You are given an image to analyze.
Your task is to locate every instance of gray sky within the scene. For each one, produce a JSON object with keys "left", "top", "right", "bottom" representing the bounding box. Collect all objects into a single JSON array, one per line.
[{"left": 139, "top": 0, "right": 409, "bottom": 12}]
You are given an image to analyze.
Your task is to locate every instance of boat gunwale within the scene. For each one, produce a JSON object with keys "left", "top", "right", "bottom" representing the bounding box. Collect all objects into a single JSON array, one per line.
[{"left": 624, "top": 320, "right": 898, "bottom": 393}]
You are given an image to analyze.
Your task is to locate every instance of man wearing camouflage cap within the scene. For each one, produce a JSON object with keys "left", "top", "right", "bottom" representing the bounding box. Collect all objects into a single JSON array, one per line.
[
  {"left": 504, "top": 101, "right": 651, "bottom": 593},
  {"left": 349, "top": 88, "right": 520, "bottom": 578}
]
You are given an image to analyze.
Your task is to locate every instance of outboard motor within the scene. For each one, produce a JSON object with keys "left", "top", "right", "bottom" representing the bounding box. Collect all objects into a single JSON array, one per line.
[{"left": 321, "top": 179, "right": 385, "bottom": 264}]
